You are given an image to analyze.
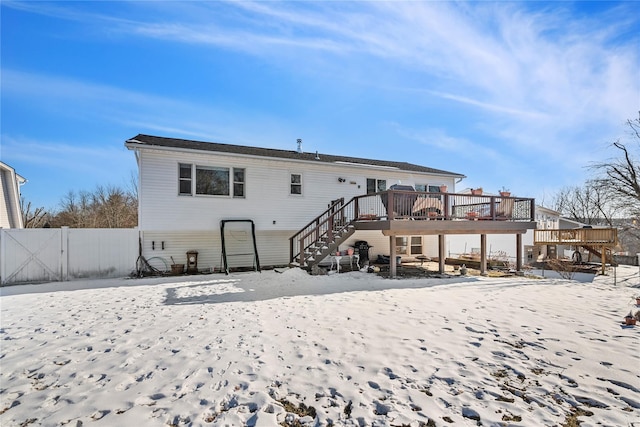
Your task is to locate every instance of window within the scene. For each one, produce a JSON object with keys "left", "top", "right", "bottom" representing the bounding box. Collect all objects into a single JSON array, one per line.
[
  {"left": 395, "top": 237, "right": 408, "bottom": 255},
  {"left": 196, "top": 166, "right": 229, "bottom": 196},
  {"left": 395, "top": 236, "right": 423, "bottom": 255},
  {"left": 366, "top": 178, "right": 386, "bottom": 194},
  {"left": 233, "top": 168, "right": 245, "bottom": 198},
  {"left": 179, "top": 164, "right": 245, "bottom": 197},
  {"left": 290, "top": 173, "right": 302, "bottom": 195},
  {"left": 416, "top": 184, "right": 442, "bottom": 197},
  {"left": 410, "top": 236, "right": 423, "bottom": 255},
  {"left": 179, "top": 163, "right": 192, "bottom": 195}
]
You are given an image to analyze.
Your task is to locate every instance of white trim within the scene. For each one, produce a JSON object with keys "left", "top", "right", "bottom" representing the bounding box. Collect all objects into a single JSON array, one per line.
[{"left": 0, "top": 162, "right": 25, "bottom": 228}]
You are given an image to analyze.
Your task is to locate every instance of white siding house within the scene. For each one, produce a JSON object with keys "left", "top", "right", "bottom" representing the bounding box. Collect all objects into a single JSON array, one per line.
[
  {"left": 0, "top": 162, "right": 26, "bottom": 229},
  {"left": 126, "top": 134, "right": 466, "bottom": 271}
]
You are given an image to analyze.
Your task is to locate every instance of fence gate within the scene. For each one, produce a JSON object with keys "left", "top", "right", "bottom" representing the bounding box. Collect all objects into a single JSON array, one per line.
[{"left": 1, "top": 229, "right": 63, "bottom": 284}]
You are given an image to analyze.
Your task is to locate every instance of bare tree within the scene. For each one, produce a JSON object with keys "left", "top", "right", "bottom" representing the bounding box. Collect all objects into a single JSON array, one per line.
[
  {"left": 589, "top": 116, "right": 640, "bottom": 254},
  {"left": 48, "top": 184, "right": 137, "bottom": 228},
  {"left": 590, "top": 116, "right": 640, "bottom": 217},
  {"left": 20, "top": 198, "right": 49, "bottom": 228},
  {"left": 93, "top": 185, "right": 138, "bottom": 228},
  {"left": 551, "top": 181, "right": 617, "bottom": 226}
]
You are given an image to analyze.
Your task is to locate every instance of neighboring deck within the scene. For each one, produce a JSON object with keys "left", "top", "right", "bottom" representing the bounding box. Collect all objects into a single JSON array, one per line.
[
  {"left": 534, "top": 228, "right": 618, "bottom": 247},
  {"left": 534, "top": 227, "right": 618, "bottom": 274}
]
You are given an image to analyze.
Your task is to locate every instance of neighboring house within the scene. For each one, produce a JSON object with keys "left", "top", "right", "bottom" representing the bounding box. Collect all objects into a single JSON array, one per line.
[
  {"left": 126, "top": 134, "right": 471, "bottom": 272},
  {"left": 0, "top": 162, "right": 26, "bottom": 229}
]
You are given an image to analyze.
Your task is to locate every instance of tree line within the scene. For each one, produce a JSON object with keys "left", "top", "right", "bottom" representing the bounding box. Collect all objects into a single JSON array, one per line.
[{"left": 21, "top": 184, "right": 137, "bottom": 229}]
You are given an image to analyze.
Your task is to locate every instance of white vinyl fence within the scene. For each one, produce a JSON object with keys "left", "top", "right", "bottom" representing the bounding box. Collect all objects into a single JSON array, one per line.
[{"left": 1, "top": 227, "right": 139, "bottom": 285}]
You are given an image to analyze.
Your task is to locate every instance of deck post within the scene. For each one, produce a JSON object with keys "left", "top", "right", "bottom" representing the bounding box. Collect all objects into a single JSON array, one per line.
[
  {"left": 480, "top": 234, "right": 487, "bottom": 275},
  {"left": 389, "top": 235, "right": 397, "bottom": 278},
  {"left": 516, "top": 233, "right": 523, "bottom": 273},
  {"left": 601, "top": 245, "right": 606, "bottom": 275},
  {"left": 438, "top": 234, "right": 445, "bottom": 273}
]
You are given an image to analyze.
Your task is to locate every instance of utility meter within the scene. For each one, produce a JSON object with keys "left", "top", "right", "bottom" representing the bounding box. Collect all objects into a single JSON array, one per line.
[{"left": 186, "top": 250, "right": 198, "bottom": 273}]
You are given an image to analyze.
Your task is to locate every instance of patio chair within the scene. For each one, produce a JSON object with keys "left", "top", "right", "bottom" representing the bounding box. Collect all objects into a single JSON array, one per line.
[{"left": 496, "top": 198, "right": 514, "bottom": 219}]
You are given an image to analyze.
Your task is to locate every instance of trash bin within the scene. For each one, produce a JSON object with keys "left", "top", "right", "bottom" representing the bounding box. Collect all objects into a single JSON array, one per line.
[
  {"left": 171, "top": 264, "right": 184, "bottom": 275},
  {"left": 396, "top": 256, "right": 402, "bottom": 266}
]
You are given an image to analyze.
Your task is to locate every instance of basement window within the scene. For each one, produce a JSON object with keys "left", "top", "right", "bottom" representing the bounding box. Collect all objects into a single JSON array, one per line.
[{"left": 395, "top": 236, "right": 423, "bottom": 255}]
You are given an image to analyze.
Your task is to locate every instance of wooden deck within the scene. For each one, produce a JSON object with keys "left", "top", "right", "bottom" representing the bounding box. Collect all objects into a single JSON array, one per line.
[
  {"left": 534, "top": 228, "right": 617, "bottom": 246},
  {"left": 355, "top": 216, "right": 536, "bottom": 236},
  {"left": 350, "top": 190, "right": 536, "bottom": 235},
  {"left": 534, "top": 228, "right": 618, "bottom": 274},
  {"left": 290, "top": 191, "right": 537, "bottom": 276}
]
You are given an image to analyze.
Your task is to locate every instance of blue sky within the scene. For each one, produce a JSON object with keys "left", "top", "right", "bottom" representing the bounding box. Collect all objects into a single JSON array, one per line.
[{"left": 2, "top": 1, "right": 639, "bottom": 211}]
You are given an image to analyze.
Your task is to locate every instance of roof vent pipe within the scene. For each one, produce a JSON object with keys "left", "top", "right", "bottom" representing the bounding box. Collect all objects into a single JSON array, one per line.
[{"left": 296, "top": 139, "right": 302, "bottom": 153}]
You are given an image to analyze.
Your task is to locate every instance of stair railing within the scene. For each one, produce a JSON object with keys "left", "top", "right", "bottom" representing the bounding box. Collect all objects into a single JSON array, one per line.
[{"left": 290, "top": 197, "right": 360, "bottom": 266}]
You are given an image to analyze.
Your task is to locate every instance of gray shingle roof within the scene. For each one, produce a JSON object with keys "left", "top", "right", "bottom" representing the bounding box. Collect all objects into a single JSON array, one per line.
[{"left": 126, "top": 134, "right": 465, "bottom": 177}]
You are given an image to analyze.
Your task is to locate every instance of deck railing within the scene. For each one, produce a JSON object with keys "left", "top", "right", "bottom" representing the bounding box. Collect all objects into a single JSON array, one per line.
[
  {"left": 289, "top": 198, "right": 356, "bottom": 265},
  {"left": 354, "top": 190, "right": 535, "bottom": 222},
  {"left": 534, "top": 228, "right": 618, "bottom": 246},
  {"left": 290, "top": 191, "right": 536, "bottom": 265}
]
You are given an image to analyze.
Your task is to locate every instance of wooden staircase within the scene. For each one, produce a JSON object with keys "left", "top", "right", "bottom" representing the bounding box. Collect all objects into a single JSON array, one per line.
[
  {"left": 580, "top": 245, "right": 617, "bottom": 266},
  {"left": 298, "top": 223, "right": 356, "bottom": 270},
  {"left": 534, "top": 227, "right": 619, "bottom": 274},
  {"left": 289, "top": 198, "right": 358, "bottom": 270}
]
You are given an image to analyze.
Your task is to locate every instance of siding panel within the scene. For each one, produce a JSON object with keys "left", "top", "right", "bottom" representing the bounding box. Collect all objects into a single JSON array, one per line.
[
  {"left": 141, "top": 229, "right": 293, "bottom": 272},
  {"left": 137, "top": 149, "right": 457, "bottom": 231},
  {"left": 135, "top": 147, "right": 458, "bottom": 268}
]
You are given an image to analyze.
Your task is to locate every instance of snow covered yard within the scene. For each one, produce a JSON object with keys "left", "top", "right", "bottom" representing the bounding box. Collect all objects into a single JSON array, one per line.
[{"left": 1, "top": 267, "right": 639, "bottom": 427}]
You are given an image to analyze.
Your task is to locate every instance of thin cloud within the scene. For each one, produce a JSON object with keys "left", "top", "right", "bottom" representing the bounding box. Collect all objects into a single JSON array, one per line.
[
  {"left": 106, "top": 1, "right": 637, "bottom": 136},
  {"left": 385, "top": 122, "right": 506, "bottom": 169},
  {"left": 427, "top": 91, "right": 549, "bottom": 120},
  {"left": 2, "top": 69, "right": 171, "bottom": 107},
  {"left": 1, "top": 135, "right": 130, "bottom": 175},
  {"left": 1, "top": 69, "right": 301, "bottom": 150}
]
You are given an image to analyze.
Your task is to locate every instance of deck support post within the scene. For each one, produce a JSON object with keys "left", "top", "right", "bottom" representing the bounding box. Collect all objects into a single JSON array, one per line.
[
  {"left": 480, "top": 234, "right": 487, "bottom": 276},
  {"left": 389, "top": 235, "right": 397, "bottom": 278},
  {"left": 601, "top": 245, "right": 606, "bottom": 275},
  {"left": 438, "top": 234, "right": 445, "bottom": 274},
  {"left": 516, "top": 233, "right": 523, "bottom": 273}
]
